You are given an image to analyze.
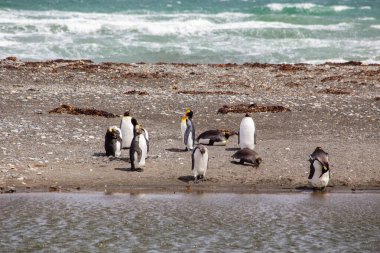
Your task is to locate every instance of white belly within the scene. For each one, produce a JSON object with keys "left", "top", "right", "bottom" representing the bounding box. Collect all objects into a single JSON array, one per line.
[
  {"left": 186, "top": 133, "right": 194, "bottom": 150},
  {"left": 233, "top": 158, "right": 241, "bottom": 163},
  {"left": 115, "top": 141, "right": 121, "bottom": 157},
  {"left": 135, "top": 135, "right": 147, "bottom": 167},
  {"left": 308, "top": 161, "right": 330, "bottom": 188},
  {"left": 198, "top": 138, "right": 210, "bottom": 145},
  {"left": 213, "top": 140, "right": 227, "bottom": 146},
  {"left": 181, "top": 121, "right": 187, "bottom": 142},
  {"left": 239, "top": 117, "right": 255, "bottom": 150},
  {"left": 193, "top": 149, "right": 208, "bottom": 177},
  {"left": 120, "top": 117, "right": 133, "bottom": 148}
]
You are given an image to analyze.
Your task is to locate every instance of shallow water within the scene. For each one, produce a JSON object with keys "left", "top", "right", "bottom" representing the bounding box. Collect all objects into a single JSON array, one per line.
[{"left": 0, "top": 192, "right": 379, "bottom": 252}]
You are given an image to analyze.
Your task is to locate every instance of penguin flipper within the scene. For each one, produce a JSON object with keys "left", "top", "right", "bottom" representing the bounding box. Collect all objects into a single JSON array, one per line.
[
  {"left": 238, "top": 130, "right": 240, "bottom": 145},
  {"left": 129, "top": 142, "right": 135, "bottom": 169},
  {"left": 184, "top": 123, "right": 191, "bottom": 146},
  {"left": 191, "top": 147, "right": 197, "bottom": 171},
  {"left": 191, "top": 124, "right": 195, "bottom": 145},
  {"left": 136, "top": 146, "right": 142, "bottom": 163},
  {"left": 308, "top": 163, "right": 315, "bottom": 179},
  {"left": 254, "top": 131, "right": 257, "bottom": 145},
  {"left": 146, "top": 139, "right": 150, "bottom": 153}
]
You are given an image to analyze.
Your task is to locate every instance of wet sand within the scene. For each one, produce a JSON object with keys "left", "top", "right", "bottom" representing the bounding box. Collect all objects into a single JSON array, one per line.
[{"left": 0, "top": 58, "right": 379, "bottom": 193}]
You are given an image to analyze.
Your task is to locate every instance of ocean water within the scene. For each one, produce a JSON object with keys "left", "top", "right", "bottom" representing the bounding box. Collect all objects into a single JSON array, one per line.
[
  {"left": 0, "top": 192, "right": 379, "bottom": 252},
  {"left": 0, "top": 0, "right": 379, "bottom": 63}
]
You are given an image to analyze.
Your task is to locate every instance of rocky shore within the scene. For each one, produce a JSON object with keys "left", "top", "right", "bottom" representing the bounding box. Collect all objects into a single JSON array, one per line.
[{"left": 0, "top": 57, "right": 379, "bottom": 193}]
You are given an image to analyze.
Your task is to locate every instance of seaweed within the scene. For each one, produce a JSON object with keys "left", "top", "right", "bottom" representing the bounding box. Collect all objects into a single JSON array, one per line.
[
  {"left": 322, "top": 88, "right": 351, "bottom": 95},
  {"left": 124, "top": 90, "right": 149, "bottom": 95},
  {"left": 177, "top": 90, "right": 244, "bottom": 95},
  {"left": 217, "top": 103, "right": 290, "bottom": 114},
  {"left": 49, "top": 104, "right": 118, "bottom": 118}
]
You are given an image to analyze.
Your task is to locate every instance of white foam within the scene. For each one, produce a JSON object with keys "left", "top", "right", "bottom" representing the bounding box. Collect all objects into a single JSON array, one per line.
[
  {"left": 360, "top": 6, "right": 371, "bottom": 10},
  {"left": 266, "top": 3, "right": 318, "bottom": 11},
  {"left": 358, "top": 17, "right": 375, "bottom": 21},
  {"left": 332, "top": 5, "right": 354, "bottom": 12},
  {"left": 371, "top": 25, "right": 380, "bottom": 30}
]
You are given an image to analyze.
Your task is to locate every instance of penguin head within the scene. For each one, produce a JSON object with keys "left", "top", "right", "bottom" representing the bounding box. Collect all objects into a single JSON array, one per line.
[
  {"left": 223, "top": 130, "right": 238, "bottom": 139},
  {"left": 309, "top": 147, "right": 328, "bottom": 161},
  {"left": 113, "top": 127, "right": 121, "bottom": 136},
  {"left": 135, "top": 125, "right": 143, "bottom": 135},
  {"left": 255, "top": 157, "right": 263, "bottom": 165},
  {"left": 199, "top": 145, "right": 206, "bottom": 154},
  {"left": 131, "top": 118, "right": 138, "bottom": 127},
  {"left": 245, "top": 113, "right": 250, "bottom": 117},
  {"left": 123, "top": 111, "right": 130, "bottom": 117},
  {"left": 185, "top": 109, "right": 193, "bottom": 119}
]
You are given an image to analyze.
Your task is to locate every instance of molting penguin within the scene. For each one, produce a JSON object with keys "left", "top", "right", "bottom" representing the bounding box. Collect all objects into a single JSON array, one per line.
[
  {"left": 130, "top": 124, "right": 148, "bottom": 170},
  {"left": 238, "top": 114, "right": 256, "bottom": 150},
  {"left": 104, "top": 126, "right": 122, "bottom": 157},
  {"left": 196, "top": 129, "right": 237, "bottom": 146},
  {"left": 192, "top": 144, "right": 209, "bottom": 183},
  {"left": 181, "top": 109, "right": 195, "bottom": 151},
  {"left": 140, "top": 124, "right": 149, "bottom": 153},
  {"left": 120, "top": 111, "right": 137, "bottom": 149},
  {"left": 308, "top": 147, "right": 330, "bottom": 190},
  {"left": 231, "top": 148, "right": 262, "bottom": 167}
]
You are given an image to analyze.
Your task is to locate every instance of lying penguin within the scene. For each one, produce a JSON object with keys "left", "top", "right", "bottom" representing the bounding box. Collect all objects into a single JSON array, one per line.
[
  {"left": 196, "top": 129, "right": 237, "bottom": 146},
  {"left": 130, "top": 124, "right": 148, "bottom": 170},
  {"left": 192, "top": 144, "right": 209, "bottom": 183},
  {"left": 308, "top": 147, "right": 330, "bottom": 190},
  {"left": 231, "top": 148, "right": 262, "bottom": 167},
  {"left": 104, "top": 126, "right": 122, "bottom": 157}
]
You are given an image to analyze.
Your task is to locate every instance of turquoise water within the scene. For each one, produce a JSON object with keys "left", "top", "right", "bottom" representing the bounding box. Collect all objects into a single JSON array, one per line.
[
  {"left": 0, "top": 0, "right": 379, "bottom": 63},
  {"left": 0, "top": 193, "right": 379, "bottom": 252}
]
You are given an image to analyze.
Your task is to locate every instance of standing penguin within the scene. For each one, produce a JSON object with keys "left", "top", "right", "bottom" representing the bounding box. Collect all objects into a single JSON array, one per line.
[
  {"left": 181, "top": 109, "right": 195, "bottom": 151},
  {"left": 238, "top": 114, "right": 256, "bottom": 150},
  {"left": 120, "top": 111, "right": 137, "bottom": 149},
  {"left": 104, "top": 126, "right": 122, "bottom": 157},
  {"left": 192, "top": 144, "right": 209, "bottom": 183},
  {"left": 308, "top": 147, "right": 330, "bottom": 190},
  {"left": 130, "top": 124, "right": 148, "bottom": 170},
  {"left": 197, "top": 129, "right": 237, "bottom": 146}
]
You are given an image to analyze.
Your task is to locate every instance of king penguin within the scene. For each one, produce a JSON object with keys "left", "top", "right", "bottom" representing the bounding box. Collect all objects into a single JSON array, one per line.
[
  {"left": 104, "top": 126, "right": 122, "bottom": 157},
  {"left": 130, "top": 124, "right": 148, "bottom": 170},
  {"left": 308, "top": 147, "right": 330, "bottom": 190},
  {"left": 181, "top": 109, "right": 195, "bottom": 151},
  {"left": 196, "top": 129, "right": 237, "bottom": 146},
  {"left": 192, "top": 144, "right": 209, "bottom": 183},
  {"left": 120, "top": 111, "right": 137, "bottom": 149},
  {"left": 238, "top": 114, "right": 256, "bottom": 150},
  {"left": 232, "top": 148, "right": 262, "bottom": 167}
]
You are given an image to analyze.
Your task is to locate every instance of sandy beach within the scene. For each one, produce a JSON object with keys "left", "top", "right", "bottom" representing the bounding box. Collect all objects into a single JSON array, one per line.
[{"left": 0, "top": 58, "right": 379, "bottom": 193}]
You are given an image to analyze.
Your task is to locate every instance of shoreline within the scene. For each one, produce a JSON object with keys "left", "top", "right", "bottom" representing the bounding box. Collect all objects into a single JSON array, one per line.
[{"left": 0, "top": 58, "right": 379, "bottom": 194}]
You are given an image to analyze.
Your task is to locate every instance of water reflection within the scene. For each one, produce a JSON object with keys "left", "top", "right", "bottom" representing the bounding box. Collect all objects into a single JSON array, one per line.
[{"left": 0, "top": 192, "right": 379, "bottom": 252}]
